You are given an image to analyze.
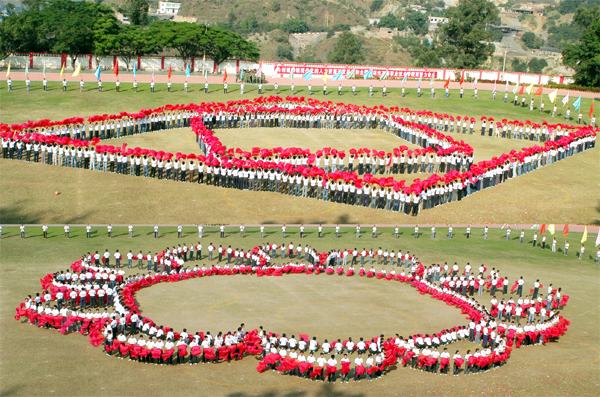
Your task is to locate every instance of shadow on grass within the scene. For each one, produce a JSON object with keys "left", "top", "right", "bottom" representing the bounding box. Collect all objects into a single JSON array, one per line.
[
  {"left": 593, "top": 200, "right": 600, "bottom": 225},
  {"left": 0, "top": 202, "right": 95, "bottom": 225},
  {"left": 227, "top": 383, "right": 366, "bottom": 397}
]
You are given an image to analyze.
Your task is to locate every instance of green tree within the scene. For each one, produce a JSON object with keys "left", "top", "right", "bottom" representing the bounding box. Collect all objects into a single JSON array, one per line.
[
  {"left": 378, "top": 13, "right": 405, "bottom": 30},
  {"left": 511, "top": 58, "right": 527, "bottom": 72},
  {"left": 370, "top": 0, "right": 384, "bottom": 13},
  {"left": 328, "top": 32, "right": 365, "bottom": 64},
  {"left": 522, "top": 31, "right": 543, "bottom": 49},
  {"left": 151, "top": 22, "right": 210, "bottom": 63},
  {"left": 282, "top": 19, "right": 309, "bottom": 33},
  {"left": 115, "top": 25, "right": 160, "bottom": 69},
  {"left": 527, "top": 57, "right": 548, "bottom": 73},
  {"left": 563, "top": 18, "right": 600, "bottom": 87},
  {"left": 122, "top": 0, "right": 149, "bottom": 26},
  {"left": 405, "top": 10, "right": 429, "bottom": 35},
  {"left": 276, "top": 44, "right": 294, "bottom": 60},
  {"left": 438, "top": 0, "right": 500, "bottom": 68}
]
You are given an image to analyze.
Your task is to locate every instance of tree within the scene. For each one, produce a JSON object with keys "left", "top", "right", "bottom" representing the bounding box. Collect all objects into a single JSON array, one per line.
[
  {"left": 527, "top": 57, "right": 548, "bottom": 73},
  {"left": 115, "top": 25, "right": 160, "bottom": 69},
  {"left": 282, "top": 19, "right": 309, "bottom": 33},
  {"left": 405, "top": 11, "right": 429, "bottom": 35},
  {"left": 328, "top": 32, "right": 365, "bottom": 64},
  {"left": 435, "top": 0, "right": 500, "bottom": 68},
  {"left": 204, "top": 27, "right": 259, "bottom": 69},
  {"left": 563, "top": 18, "right": 600, "bottom": 87},
  {"left": 378, "top": 13, "right": 405, "bottom": 30},
  {"left": 122, "top": 0, "right": 149, "bottom": 26},
  {"left": 511, "top": 58, "right": 527, "bottom": 72},
  {"left": 276, "top": 44, "right": 294, "bottom": 60},
  {"left": 370, "top": 0, "right": 384, "bottom": 13},
  {"left": 151, "top": 22, "right": 210, "bottom": 63},
  {"left": 521, "top": 31, "right": 543, "bottom": 49}
]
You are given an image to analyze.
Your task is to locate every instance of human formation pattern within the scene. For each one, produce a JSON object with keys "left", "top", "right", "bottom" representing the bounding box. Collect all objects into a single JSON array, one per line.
[
  {"left": 15, "top": 242, "right": 570, "bottom": 382},
  {"left": 0, "top": 96, "right": 596, "bottom": 214}
]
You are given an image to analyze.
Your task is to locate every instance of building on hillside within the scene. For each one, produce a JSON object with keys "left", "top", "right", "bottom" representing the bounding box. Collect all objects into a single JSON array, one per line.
[
  {"left": 157, "top": 1, "right": 181, "bottom": 16},
  {"left": 428, "top": 16, "right": 449, "bottom": 25}
]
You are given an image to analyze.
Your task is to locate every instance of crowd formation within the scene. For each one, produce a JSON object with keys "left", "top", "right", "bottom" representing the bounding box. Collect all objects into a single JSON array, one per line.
[
  {"left": 14, "top": 241, "right": 571, "bottom": 382},
  {"left": 1, "top": 97, "right": 596, "bottom": 215}
]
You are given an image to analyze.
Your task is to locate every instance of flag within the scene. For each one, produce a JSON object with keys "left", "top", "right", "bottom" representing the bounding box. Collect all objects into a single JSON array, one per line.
[
  {"left": 473, "top": 77, "right": 478, "bottom": 88},
  {"left": 459, "top": 72, "right": 464, "bottom": 86},
  {"left": 363, "top": 69, "right": 373, "bottom": 79},
  {"left": 540, "top": 224, "right": 546, "bottom": 234},
  {"left": 581, "top": 226, "right": 588, "bottom": 244},
  {"left": 346, "top": 69, "right": 355, "bottom": 79},
  {"left": 430, "top": 75, "right": 434, "bottom": 87},
  {"left": 332, "top": 70, "right": 344, "bottom": 81},
  {"left": 204, "top": 69, "right": 208, "bottom": 81},
  {"left": 401, "top": 74, "right": 408, "bottom": 86},
  {"left": 512, "top": 83, "right": 519, "bottom": 95},
  {"left": 24, "top": 64, "right": 29, "bottom": 76},
  {"left": 548, "top": 224, "right": 555, "bottom": 236},
  {"left": 443, "top": 78, "right": 450, "bottom": 89},
  {"left": 418, "top": 76, "right": 422, "bottom": 88},
  {"left": 133, "top": 63, "right": 137, "bottom": 80},
  {"left": 562, "top": 224, "right": 569, "bottom": 237},
  {"left": 547, "top": 89, "right": 558, "bottom": 104},
  {"left": 42, "top": 62, "right": 46, "bottom": 77},
  {"left": 151, "top": 69, "right": 155, "bottom": 82},
  {"left": 114, "top": 60, "right": 119, "bottom": 77},
  {"left": 534, "top": 86, "right": 543, "bottom": 96},
  {"left": 322, "top": 71, "right": 328, "bottom": 83},
  {"left": 303, "top": 70, "right": 312, "bottom": 81},
  {"left": 493, "top": 80, "right": 497, "bottom": 91},
  {"left": 71, "top": 62, "right": 81, "bottom": 77},
  {"left": 572, "top": 96, "right": 582, "bottom": 111},
  {"left": 59, "top": 64, "right": 65, "bottom": 77},
  {"left": 94, "top": 65, "right": 101, "bottom": 81},
  {"left": 589, "top": 100, "right": 595, "bottom": 118},
  {"left": 5, "top": 61, "right": 10, "bottom": 78},
  {"left": 561, "top": 93, "right": 569, "bottom": 106},
  {"left": 518, "top": 84, "right": 525, "bottom": 96},
  {"left": 595, "top": 229, "right": 600, "bottom": 247},
  {"left": 380, "top": 70, "right": 389, "bottom": 80},
  {"left": 168, "top": 65, "right": 173, "bottom": 80},
  {"left": 237, "top": 68, "right": 243, "bottom": 81},
  {"left": 504, "top": 80, "right": 509, "bottom": 92},
  {"left": 525, "top": 83, "right": 534, "bottom": 96}
]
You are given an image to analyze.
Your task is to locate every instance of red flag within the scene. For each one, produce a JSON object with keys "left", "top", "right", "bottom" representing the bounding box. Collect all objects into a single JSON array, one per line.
[
  {"left": 518, "top": 85, "right": 525, "bottom": 95},
  {"left": 167, "top": 65, "right": 172, "bottom": 80},
  {"left": 223, "top": 69, "right": 228, "bottom": 83},
  {"left": 562, "top": 224, "right": 569, "bottom": 237},
  {"left": 534, "top": 86, "right": 543, "bottom": 96},
  {"left": 589, "top": 100, "right": 595, "bottom": 118},
  {"left": 459, "top": 72, "right": 464, "bottom": 86},
  {"left": 443, "top": 78, "right": 450, "bottom": 89},
  {"left": 539, "top": 224, "right": 546, "bottom": 234},
  {"left": 113, "top": 59, "right": 119, "bottom": 77}
]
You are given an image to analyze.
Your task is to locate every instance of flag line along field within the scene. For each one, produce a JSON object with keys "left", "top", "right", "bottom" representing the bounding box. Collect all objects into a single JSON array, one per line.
[{"left": 1, "top": 227, "right": 599, "bottom": 396}]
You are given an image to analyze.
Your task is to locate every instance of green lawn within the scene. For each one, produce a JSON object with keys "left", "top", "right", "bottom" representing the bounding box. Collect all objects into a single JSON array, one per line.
[
  {"left": 1, "top": 226, "right": 599, "bottom": 396},
  {"left": 1, "top": 81, "right": 594, "bottom": 125}
]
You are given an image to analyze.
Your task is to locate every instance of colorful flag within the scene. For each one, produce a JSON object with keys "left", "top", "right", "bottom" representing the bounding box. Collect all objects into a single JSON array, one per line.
[
  {"left": 534, "top": 86, "right": 543, "bottom": 96},
  {"left": 525, "top": 83, "right": 534, "bottom": 96},
  {"left": 518, "top": 85, "right": 525, "bottom": 96},
  {"left": 561, "top": 93, "right": 569, "bottom": 106},
  {"left": 322, "top": 71, "right": 328, "bottom": 83},
  {"left": 595, "top": 228, "right": 600, "bottom": 247},
  {"left": 443, "top": 78, "right": 450, "bottom": 89},
  {"left": 562, "top": 224, "right": 569, "bottom": 237},
  {"left": 512, "top": 83, "right": 519, "bottom": 95},
  {"left": 548, "top": 224, "right": 555, "bottom": 236},
  {"left": 133, "top": 63, "right": 137, "bottom": 80},
  {"left": 59, "top": 64, "right": 65, "bottom": 77},
  {"left": 401, "top": 74, "right": 408, "bottom": 85},
  {"left": 581, "top": 226, "right": 588, "bottom": 244},
  {"left": 114, "top": 60, "right": 119, "bottom": 77},
  {"left": 237, "top": 68, "right": 243, "bottom": 81},
  {"left": 430, "top": 75, "right": 434, "bottom": 87},
  {"left": 346, "top": 69, "right": 355, "bottom": 79},
  {"left": 332, "top": 70, "right": 344, "bottom": 81},
  {"left": 418, "top": 77, "right": 422, "bottom": 88},
  {"left": 24, "top": 63, "right": 29, "bottom": 76},
  {"left": 71, "top": 62, "right": 81, "bottom": 77},
  {"left": 303, "top": 70, "right": 313, "bottom": 81},
  {"left": 589, "top": 100, "right": 595, "bottom": 118},
  {"left": 473, "top": 77, "right": 478, "bottom": 88},
  {"left": 168, "top": 65, "right": 173, "bottom": 80},
  {"left": 459, "top": 72, "right": 464, "bottom": 86},
  {"left": 363, "top": 69, "right": 373, "bottom": 79},
  {"left": 540, "top": 224, "right": 546, "bottom": 234},
  {"left": 380, "top": 70, "right": 389, "bottom": 80},
  {"left": 94, "top": 65, "right": 101, "bottom": 81},
  {"left": 572, "top": 96, "right": 582, "bottom": 111},
  {"left": 548, "top": 89, "right": 558, "bottom": 103},
  {"left": 5, "top": 61, "right": 10, "bottom": 78},
  {"left": 504, "top": 80, "right": 509, "bottom": 92},
  {"left": 42, "top": 62, "right": 46, "bottom": 77},
  {"left": 493, "top": 80, "right": 497, "bottom": 91}
]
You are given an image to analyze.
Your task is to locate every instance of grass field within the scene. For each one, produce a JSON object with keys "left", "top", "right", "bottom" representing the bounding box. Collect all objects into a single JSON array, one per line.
[
  {"left": 1, "top": 226, "right": 599, "bottom": 396},
  {"left": 1, "top": 81, "right": 595, "bottom": 125}
]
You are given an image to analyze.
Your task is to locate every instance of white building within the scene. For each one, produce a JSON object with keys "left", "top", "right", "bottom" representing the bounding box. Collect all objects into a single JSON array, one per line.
[
  {"left": 158, "top": 1, "right": 181, "bottom": 15},
  {"left": 428, "top": 16, "right": 449, "bottom": 25}
]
